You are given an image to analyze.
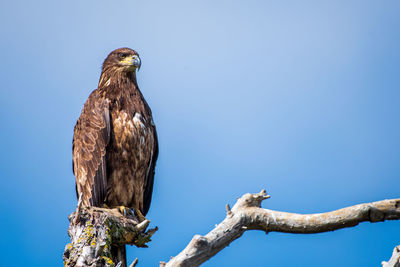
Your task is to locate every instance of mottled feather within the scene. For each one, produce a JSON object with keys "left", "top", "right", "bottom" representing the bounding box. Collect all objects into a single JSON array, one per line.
[{"left": 72, "top": 48, "right": 158, "bottom": 218}]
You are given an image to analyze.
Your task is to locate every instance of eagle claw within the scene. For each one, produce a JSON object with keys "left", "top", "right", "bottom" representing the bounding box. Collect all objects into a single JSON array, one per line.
[{"left": 117, "top": 206, "right": 134, "bottom": 217}]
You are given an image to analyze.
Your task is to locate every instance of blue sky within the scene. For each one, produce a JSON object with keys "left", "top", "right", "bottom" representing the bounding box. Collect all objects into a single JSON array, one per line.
[{"left": 0, "top": 0, "right": 399, "bottom": 266}]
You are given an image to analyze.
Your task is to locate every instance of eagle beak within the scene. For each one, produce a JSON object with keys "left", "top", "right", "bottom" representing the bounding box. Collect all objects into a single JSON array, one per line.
[{"left": 133, "top": 55, "right": 141, "bottom": 71}]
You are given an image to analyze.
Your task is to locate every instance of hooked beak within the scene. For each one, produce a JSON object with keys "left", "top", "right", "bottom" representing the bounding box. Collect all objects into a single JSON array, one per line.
[{"left": 133, "top": 55, "right": 141, "bottom": 71}]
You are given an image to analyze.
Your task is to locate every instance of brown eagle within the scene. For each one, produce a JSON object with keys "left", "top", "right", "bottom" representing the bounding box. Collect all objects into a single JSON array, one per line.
[{"left": 72, "top": 47, "right": 158, "bottom": 220}]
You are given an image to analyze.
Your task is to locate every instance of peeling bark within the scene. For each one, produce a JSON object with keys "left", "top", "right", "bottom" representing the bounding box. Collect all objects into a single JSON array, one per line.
[
  {"left": 63, "top": 207, "right": 157, "bottom": 267},
  {"left": 161, "top": 190, "right": 400, "bottom": 267}
]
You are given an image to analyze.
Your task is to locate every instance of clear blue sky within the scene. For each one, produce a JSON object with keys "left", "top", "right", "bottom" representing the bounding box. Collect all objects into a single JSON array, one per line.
[{"left": 0, "top": 1, "right": 399, "bottom": 266}]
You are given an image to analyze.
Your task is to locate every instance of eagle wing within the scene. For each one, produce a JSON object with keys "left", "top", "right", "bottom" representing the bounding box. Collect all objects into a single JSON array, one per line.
[
  {"left": 143, "top": 125, "right": 159, "bottom": 215},
  {"left": 73, "top": 90, "right": 110, "bottom": 207}
]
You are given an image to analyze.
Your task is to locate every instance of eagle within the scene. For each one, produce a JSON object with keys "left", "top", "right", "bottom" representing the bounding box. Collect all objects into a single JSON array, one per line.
[{"left": 72, "top": 48, "right": 158, "bottom": 265}]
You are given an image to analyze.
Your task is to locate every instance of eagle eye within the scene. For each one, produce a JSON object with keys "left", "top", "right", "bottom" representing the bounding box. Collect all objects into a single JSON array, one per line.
[{"left": 118, "top": 52, "right": 127, "bottom": 59}]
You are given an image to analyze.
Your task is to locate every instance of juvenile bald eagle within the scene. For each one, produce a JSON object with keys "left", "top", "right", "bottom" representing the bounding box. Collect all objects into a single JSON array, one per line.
[{"left": 72, "top": 48, "right": 158, "bottom": 219}]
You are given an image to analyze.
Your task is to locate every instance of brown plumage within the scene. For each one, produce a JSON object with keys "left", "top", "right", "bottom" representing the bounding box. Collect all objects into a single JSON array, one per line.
[{"left": 72, "top": 48, "right": 158, "bottom": 217}]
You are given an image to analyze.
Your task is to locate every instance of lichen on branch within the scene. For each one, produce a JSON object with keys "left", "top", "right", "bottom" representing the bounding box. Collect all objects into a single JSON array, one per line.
[{"left": 63, "top": 207, "right": 157, "bottom": 267}]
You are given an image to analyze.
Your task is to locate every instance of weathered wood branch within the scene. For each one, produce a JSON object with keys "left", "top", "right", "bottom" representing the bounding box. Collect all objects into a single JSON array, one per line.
[
  {"left": 161, "top": 190, "right": 400, "bottom": 267},
  {"left": 63, "top": 207, "right": 157, "bottom": 267},
  {"left": 382, "top": 245, "right": 400, "bottom": 267}
]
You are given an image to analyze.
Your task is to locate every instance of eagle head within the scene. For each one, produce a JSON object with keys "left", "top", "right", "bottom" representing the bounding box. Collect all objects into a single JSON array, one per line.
[{"left": 102, "top": 47, "right": 141, "bottom": 73}]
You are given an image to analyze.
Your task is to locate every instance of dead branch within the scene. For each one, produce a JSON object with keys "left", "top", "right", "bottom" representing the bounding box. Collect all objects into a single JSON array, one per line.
[
  {"left": 382, "top": 245, "right": 400, "bottom": 267},
  {"left": 161, "top": 190, "right": 400, "bottom": 267},
  {"left": 63, "top": 207, "right": 157, "bottom": 267}
]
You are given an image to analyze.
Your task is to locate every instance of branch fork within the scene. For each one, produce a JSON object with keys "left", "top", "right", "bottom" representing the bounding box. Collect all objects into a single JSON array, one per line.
[{"left": 161, "top": 190, "right": 400, "bottom": 267}]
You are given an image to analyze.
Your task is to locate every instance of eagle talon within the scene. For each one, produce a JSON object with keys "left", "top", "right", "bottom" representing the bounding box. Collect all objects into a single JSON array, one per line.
[
  {"left": 134, "top": 208, "right": 146, "bottom": 222},
  {"left": 116, "top": 206, "right": 134, "bottom": 217}
]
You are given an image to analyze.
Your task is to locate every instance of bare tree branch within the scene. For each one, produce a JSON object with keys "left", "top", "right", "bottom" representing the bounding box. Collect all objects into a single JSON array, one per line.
[
  {"left": 63, "top": 207, "right": 157, "bottom": 267},
  {"left": 161, "top": 190, "right": 400, "bottom": 267},
  {"left": 129, "top": 258, "right": 139, "bottom": 267},
  {"left": 382, "top": 245, "right": 400, "bottom": 267}
]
